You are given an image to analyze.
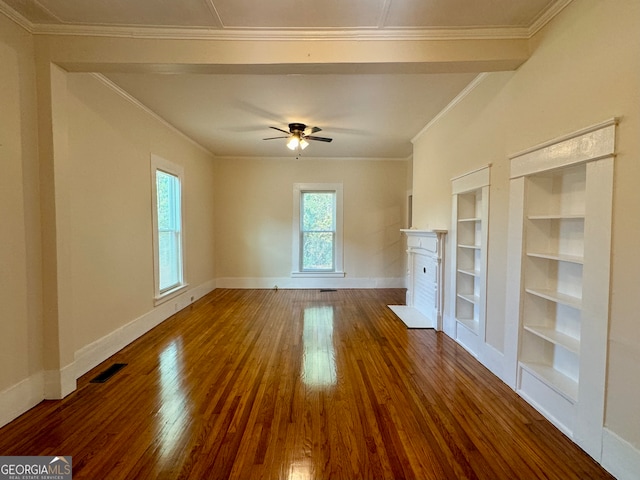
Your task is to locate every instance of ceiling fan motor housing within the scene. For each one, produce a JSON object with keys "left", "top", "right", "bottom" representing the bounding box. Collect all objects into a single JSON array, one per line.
[{"left": 289, "top": 123, "right": 306, "bottom": 133}]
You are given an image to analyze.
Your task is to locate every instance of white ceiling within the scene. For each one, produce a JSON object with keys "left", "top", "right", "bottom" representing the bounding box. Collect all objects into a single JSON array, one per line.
[{"left": 2, "top": 0, "right": 568, "bottom": 158}]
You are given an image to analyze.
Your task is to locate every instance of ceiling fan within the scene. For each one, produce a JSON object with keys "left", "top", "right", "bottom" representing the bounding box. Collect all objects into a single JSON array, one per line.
[{"left": 263, "top": 123, "right": 333, "bottom": 151}]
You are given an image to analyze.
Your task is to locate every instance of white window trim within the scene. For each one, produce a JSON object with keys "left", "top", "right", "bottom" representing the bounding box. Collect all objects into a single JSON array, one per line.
[
  {"left": 292, "top": 183, "right": 345, "bottom": 278},
  {"left": 151, "top": 154, "right": 188, "bottom": 305}
]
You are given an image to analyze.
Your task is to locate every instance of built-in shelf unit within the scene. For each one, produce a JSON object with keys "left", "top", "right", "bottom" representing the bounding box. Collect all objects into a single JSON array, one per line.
[
  {"left": 448, "top": 166, "right": 490, "bottom": 357},
  {"left": 504, "top": 119, "right": 616, "bottom": 461}
]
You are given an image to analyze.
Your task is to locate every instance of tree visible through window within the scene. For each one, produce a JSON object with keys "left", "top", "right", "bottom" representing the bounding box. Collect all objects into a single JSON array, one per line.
[
  {"left": 156, "top": 170, "right": 182, "bottom": 291},
  {"left": 301, "top": 191, "right": 335, "bottom": 271}
]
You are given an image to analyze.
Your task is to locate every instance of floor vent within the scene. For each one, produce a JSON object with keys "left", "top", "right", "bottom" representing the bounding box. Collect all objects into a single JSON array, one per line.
[
  {"left": 320, "top": 289, "right": 337, "bottom": 292},
  {"left": 90, "top": 363, "right": 127, "bottom": 383}
]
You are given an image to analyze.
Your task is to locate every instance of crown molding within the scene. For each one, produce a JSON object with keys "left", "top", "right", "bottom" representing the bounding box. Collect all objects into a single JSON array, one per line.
[
  {"left": 411, "top": 72, "right": 489, "bottom": 143},
  {"left": 528, "top": 0, "right": 573, "bottom": 37},
  {"left": 89, "top": 73, "right": 214, "bottom": 157},
  {"left": 1, "top": 0, "right": 572, "bottom": 41},
  {"left": 0, "top": 1, "right": 34, "bottom": 33},
  {"left": 30, "top": 23, "right": 532, "bottom": 41}
]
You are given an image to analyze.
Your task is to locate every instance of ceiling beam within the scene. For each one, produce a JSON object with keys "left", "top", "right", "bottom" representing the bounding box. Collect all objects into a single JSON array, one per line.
[{"left": 36, "top": 34, "right": 529, "bottom": 75}]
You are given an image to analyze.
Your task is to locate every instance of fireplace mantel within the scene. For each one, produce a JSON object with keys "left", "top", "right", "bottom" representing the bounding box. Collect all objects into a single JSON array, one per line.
[{"left": 389, "top": 229, "right": 446, "bottom": 329}]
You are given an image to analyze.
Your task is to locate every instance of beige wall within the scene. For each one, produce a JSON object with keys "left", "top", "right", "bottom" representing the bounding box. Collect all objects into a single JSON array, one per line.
[
  {"left": 2, "top": 0, "right": 638, "bottom": 467},
  {"left": 0, "top": 14, "right": 42, "bottom": 392},
  {"left": 65, "top": 73, "right": 217, "bottom": 350},
  {"left": 215, "top": 157, "right": 407, "bottom": 284},
  {"left": 412, "top": 0, "right": 640, "bottom": 447}
]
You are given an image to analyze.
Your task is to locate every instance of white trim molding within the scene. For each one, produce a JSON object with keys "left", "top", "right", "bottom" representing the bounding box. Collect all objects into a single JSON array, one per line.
[
  {"left": 0, "top": 279, "right": 216, "bottom": 428},
  {"left": 215, "top": 276, "right": 403, "bottom": 290},
  {"left": 602, "top": 428, "right": 640, "bottom": 480},
  {"left": 74, "top": 278, "right": 216, "bottom": 380},
  {"left": 0, "top": 372, "right": 44, "bottom": 429},
  {"left": 412, "top": 74, "right": 489, "bottom": 143},
  {"left": 509, "top": 118, "right": 618, "bottom": 178},
  {"left": 504, "top": 119, "right": 617, "bottom": 462},
  {"left": 292, "top": 183, "right": 344, "bottom": 276}
]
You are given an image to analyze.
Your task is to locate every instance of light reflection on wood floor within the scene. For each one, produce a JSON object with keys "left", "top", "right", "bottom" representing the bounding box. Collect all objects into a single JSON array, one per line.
[{"left": 0, "top": 289, "right": 613, "bottom": 479}]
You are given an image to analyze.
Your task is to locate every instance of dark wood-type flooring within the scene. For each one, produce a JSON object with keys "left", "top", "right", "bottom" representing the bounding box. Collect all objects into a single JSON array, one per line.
[{"left": 0, "top": 289, "right": 614, "bottom": 479}]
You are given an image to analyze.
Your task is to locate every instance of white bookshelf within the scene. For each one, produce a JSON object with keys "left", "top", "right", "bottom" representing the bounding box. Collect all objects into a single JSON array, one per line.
[
  {"left": 504, "top": 119, "right": 616, "bottom": 460},
  {"left": 520, "top": 164, "right": 585, "bottom": 402},
  {"left": 448, "top": 166, "right": 490, "bottom": 357}
]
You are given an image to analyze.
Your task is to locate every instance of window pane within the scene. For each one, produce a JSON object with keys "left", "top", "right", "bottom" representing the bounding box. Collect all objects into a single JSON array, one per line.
[
  {"left": 158, "top": 232, "right": 180, "bottom": 290},
  {"left": 302, "top": 232, "right": 334, "bottom": 270},
  {"left": 156, "top": 171, "right": 178, "bottom": 231},
  {"left": 156, "top": 169, "right": 182, "bottom": 292},
  {"left": 302, "top": 192, "right": 334, "bottom": 232}
]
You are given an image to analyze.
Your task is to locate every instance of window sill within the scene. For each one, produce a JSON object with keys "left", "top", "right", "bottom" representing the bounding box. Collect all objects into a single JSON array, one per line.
[
  {"left": 291, "top": 271, "right": 345, "bottom": 278},
  {"left": 154, "top": 283, "right": 189, "bottom": 306}
]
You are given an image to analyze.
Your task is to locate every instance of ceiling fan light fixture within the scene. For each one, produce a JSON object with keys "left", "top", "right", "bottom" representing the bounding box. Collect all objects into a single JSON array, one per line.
[
  {"left": 264, "top": 123, "right": 332, "bottom": 151},
  {"left": 287, "top": 136, "right": 299, "bottom": 150}
]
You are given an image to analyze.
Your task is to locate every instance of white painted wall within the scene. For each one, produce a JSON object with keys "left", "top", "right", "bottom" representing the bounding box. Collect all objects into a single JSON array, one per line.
[{"left": 412, "top": 0, "right": 640, "bottom": 472}]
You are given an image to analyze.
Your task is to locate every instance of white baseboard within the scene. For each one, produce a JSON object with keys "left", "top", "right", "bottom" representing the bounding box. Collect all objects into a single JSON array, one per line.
[
  {"left": 215, "top": 276, "right": 404, "bottom": 289},
  {"left": 74, "top": 278, "right": 216, "bottom": 380},
  {"left": 0, "top": 372, "right": 44, "bottom": 428},
  {"left": 602, "top": 428, "right": 640, "bottom": 480},
  {"left": 479, "top": 343, "right": 505, "bottom": 382},
  {"left": 0, "top": 278, "right": 217, "bottom": 429},
  {"left": 43, "top": 363, "right": 76, "bottom": 399}
]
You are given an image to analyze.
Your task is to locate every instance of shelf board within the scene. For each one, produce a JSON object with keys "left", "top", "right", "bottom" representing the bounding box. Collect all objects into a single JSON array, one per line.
[
  {"left": 458, "top": 244, "right": 481, "bottom": 250},
  {"left": 456, "top": 317, "right": 479, "bottom": 333},
  {"left": 523, "top": 325, "right": 580, "bottom": 354},
  {"left": 458, "top": 217, "right": 481, "bottom": 223},
  {"left": 457, "top": 268, "right": 480, "bottom": 277},
  {"left": 526, "top": 252, "right": 584, "bottom": 264},
  {"left": 457, "top": 293, "right": 479, "bottom": 305},
  {"left": 527, "top": 214, "right": 585, "bottom": 221},
  {"left": 519, "top": 361, "right": 578, "bottom": 403},
  {"left": 525, "top": 288, "right": 582, "bottom": 309}
]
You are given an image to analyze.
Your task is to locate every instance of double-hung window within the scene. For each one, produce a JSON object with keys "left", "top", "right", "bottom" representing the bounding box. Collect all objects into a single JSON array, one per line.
[
  {"left": 151, "top": 155, "right": 186, "bottom": 302},
  {"left": 292, "top": 183, "right": 344, "bottom": 277}
]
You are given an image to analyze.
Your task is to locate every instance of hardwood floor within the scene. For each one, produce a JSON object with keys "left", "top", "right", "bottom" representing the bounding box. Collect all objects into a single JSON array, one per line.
[{"left": 0, "top": 289, "right": 613, "bottom": 479}]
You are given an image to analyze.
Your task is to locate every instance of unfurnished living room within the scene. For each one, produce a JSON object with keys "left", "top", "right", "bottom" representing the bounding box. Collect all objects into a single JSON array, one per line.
[{"left": 1, "top": 1, "right": 638, "bottom": 479}]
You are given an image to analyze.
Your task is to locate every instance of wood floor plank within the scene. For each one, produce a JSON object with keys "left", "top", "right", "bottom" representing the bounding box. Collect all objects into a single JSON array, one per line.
[{"left": 0, "top": 289, "right": 614, "bottom": 480}]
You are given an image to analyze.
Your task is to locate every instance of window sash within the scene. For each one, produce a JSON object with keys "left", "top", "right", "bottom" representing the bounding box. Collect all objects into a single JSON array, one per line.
[
  {"left": 292, "top": 183, "right": 344, "bottom": 277},
  {"left": 156, "top": 171, "right": 183, "bottom": 292},
  {"left": 152, "top": 155, "right": 186, "bottom": 301},
  {"left": 300, "top": 191, "right": 336, "bottom": 272}
]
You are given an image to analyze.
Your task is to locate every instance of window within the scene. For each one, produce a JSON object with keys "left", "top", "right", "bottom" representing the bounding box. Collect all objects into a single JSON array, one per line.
[
  {"left": 292, "top": 183, "right": 344, "bottom": 277},
  {"left": 151, "top": 155, "right": 186, "bottom": 302}
]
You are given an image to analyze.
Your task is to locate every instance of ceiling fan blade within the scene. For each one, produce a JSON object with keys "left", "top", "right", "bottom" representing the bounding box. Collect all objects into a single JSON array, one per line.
[
  {"left": 270, "top": 126, "right": 291, "bottom": 135},
  {"left": 305, "top": 135, "right": 333, "bottom": 143},
  {"left": 263, "top": 136, "right": 289, "bottom": 140},
  {"left": 304, "top": 126, "right": 322, "bottom": 135}
]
